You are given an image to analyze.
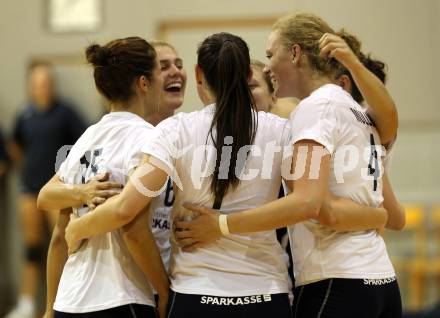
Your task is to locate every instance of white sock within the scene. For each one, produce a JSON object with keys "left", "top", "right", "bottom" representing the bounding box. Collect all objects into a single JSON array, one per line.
[{"left": 16, "top": 295, "right": 35, "bottom": 314}]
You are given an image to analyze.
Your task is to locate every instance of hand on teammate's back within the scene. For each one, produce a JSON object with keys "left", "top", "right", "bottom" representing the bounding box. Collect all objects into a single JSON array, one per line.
[
  {"left": 174, "top": 204, "right": 222, "bottom": 252},
  {"left": 83, "top": 172, "right": 123, "bottom": 209}
]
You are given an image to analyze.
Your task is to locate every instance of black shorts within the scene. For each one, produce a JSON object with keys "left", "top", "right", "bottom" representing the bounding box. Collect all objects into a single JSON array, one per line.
[
  {"left": 54, "top": 304, "right": 156, "bottom": 318},
  {"left": 292, "top": 277, "right": 402, "bottom": 318},
  {"left": 166, "top": 290, "right": 292, "bottom": 318}
]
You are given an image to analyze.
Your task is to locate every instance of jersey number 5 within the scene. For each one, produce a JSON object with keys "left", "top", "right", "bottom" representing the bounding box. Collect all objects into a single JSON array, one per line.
[{"left": 80, "top": 148, "right": 103, "bottom": 184}]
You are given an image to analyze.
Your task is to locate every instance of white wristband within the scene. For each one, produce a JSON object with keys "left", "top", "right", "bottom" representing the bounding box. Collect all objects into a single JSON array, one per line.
[{"left": 219, "top": 214, "right": 230, "bottom": 236}]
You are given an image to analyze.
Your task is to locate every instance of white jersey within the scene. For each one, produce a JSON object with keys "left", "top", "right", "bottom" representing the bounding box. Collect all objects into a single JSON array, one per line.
[
  {"left": 54, "top": 112, "right": 155, "bottom": 313},
  {"left": 150, "top": 179, "right": 173, "bottom": 272},
  {"left": 142, "top": 104, "right": 291, "bottom": 297},
  {"left": 287, "top": 84, "right": 395, "bottom": 286},
  {"left": 383, "top": 144, "right": 394, "bottom": 173}
]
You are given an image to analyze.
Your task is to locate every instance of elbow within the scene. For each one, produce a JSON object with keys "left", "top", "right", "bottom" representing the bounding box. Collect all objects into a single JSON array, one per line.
[
  {"left": 36, "top": 197, "right": 44, "bottom": 211},
  {"left": 50, "top": 227, "right": 67, "bottom": 247},
  {"left": 380, "top": 111, "right": 399, "bottom": 145},
  {"left": 386, "top": 206, "right": 406, "bottom": 231},
  {"left": 380, "top": 127, "right": 398, "bottom": 146},
  {"left": 387, "top": 217, "right": 406, "bottom": 231},
  {"left": 37, "top": 189, "right": 49, "bottom": 211},
  {"left": 386, "top": 220, "right": 405, "bottom": 231},
  {"left": 395, "top": 221, "right": 406, "bottom": 231}
]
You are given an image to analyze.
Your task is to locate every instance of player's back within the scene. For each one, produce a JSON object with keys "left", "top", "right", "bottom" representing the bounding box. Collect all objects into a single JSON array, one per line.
[
  {"left": 54, "top": 112, "right": 156, "bottom": 313},
  {"left": 143, "top": 104, "right": 291, "bottom": 296}
]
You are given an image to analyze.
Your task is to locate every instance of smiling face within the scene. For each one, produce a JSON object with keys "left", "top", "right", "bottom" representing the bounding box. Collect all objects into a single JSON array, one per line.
[
  {"left": 155, "top": 45, "right": 187, "bottom": 112},
  {"left": 249, "top": 65, "right": 276, "bottom": 112},
  {"left": 265, "top": 30, "right": 297, "bottom": 99}
]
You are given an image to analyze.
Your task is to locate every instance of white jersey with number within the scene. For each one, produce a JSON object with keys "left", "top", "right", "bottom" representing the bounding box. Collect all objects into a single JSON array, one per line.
[
  {"left": 150, "top": 179, "right": 173, "bottom": 272},
  {"left": 54, "top": 112, "right": 156, "bottom": 313},
  {"left": 142, "top": 104, "right": 291, "bottom": 297},
  {"left": 287, "top": 84, "right": 395, "bottom": 286}
]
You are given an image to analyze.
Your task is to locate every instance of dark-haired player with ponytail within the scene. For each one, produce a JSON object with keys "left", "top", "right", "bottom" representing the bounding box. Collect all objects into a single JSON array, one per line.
[
  {"left": 64, "top": 32, "right": 294, "bottom": 318},
  {"left": 174, "top": 14, "right": 403, "bottom": 318},
  {"left": 38, "top": 37, "right": 169, "bottom": 318}
]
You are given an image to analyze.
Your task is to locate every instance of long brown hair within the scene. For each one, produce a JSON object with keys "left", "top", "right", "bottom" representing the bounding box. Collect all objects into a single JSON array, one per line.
[{"left": 197, "top": 32, "right": 257, "bottom": 207}]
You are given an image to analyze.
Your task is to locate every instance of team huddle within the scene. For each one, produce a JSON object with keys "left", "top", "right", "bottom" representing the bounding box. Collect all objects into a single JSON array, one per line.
[{"left": 36, "top": 12, "right": 404, "bottom": 318}]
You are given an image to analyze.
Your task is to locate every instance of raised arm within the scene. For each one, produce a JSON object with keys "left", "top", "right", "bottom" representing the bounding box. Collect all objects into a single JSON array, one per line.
[
  {"left": 347, "top": 61, "right": 398, "bottom": 145},
  {"left": 37, "top": 173, "right": 122, "bottom": 211},
  {"left": 319, "top": 33, "right": 398, "bottom": 145},
  {"left": 65, "top": 156, "right": 168, "bottom": 250}
]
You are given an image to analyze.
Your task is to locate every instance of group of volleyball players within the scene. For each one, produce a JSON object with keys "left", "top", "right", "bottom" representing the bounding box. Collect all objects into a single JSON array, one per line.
[{"left": 35, "top": 12, "right": 405, "bottom": 318}]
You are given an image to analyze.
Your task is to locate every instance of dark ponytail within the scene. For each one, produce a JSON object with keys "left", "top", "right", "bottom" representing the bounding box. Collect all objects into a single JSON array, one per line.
[
  {"left": 85, "top": 36, "right": 157, "bottom": 103},
  {"left": 197, "top": 32, "right": 257, "bottom": 207}
]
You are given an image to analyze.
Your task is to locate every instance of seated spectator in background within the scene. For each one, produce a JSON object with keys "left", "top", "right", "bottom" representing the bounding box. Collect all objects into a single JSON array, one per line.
[{"left": 5, "top": 61, "right": 86, "bottom": 318}]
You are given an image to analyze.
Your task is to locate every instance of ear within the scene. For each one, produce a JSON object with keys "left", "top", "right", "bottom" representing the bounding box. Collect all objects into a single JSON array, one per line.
[
  {"left": 291, "top": 44, "right": 302, "bottom": 65},
  {"left": 195, "top": 64, "right": 203, "bottom": 85},
  {"left": 138, "top": 75, "right": 150, "bottom": 92},
  {"left": 338, "top": 74, "right": 352, "bottom": 93}
]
